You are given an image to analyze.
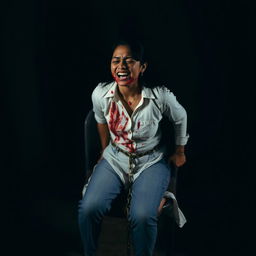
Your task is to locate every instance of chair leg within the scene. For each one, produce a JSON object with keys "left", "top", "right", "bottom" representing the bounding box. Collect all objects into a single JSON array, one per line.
[{"left": 155, "top": 213, "right": 176, "bottom": 256}]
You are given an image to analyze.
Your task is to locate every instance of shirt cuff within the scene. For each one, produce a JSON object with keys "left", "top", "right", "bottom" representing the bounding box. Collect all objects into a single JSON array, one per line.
[
  {"left": 175, "top": 134, "right": 190, "bottom": 145},
  {"left": 94, "top": 113, "right": 107, "bottom": 124}
]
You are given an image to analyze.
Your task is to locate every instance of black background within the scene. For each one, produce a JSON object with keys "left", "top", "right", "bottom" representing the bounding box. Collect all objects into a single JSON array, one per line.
[{"left": 2, "top": 0, "right": 255, "bottom": 255}]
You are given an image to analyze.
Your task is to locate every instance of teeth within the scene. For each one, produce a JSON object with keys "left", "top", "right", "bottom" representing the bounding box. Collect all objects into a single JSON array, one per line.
[{"left": 117, "top": 72, "right": 129, "bottom": 76}]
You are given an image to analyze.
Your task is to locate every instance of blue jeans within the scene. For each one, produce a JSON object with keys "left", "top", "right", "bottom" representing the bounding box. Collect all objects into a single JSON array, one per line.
[{"left": 78, "top": 158, "right": 171, "bottom": 256}]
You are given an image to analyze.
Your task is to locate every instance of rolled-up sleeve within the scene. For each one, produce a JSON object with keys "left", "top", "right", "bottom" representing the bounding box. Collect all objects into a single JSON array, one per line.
[
  {"left": 162, "top": 88, "right": 189, "bottom": 145},
  {"left": 91, "top": 84, "right": 107, "bottom": 124}
]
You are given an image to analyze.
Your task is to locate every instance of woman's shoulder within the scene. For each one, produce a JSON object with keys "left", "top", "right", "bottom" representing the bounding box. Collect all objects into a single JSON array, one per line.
[
  {"left": 147, "top": 85, "right": 175, "bottom": 98},
  {"left": 92, "top": 81, "right": 115, "bottom": 98}
]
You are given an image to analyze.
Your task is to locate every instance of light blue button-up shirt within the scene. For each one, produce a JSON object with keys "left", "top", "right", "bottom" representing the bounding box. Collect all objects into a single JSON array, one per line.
[
  {"left": 91, "top": 81, "right": 189, "bottom": 184},
  {"left": 86, "top": 81, "right": 189, "bottom": 227}
]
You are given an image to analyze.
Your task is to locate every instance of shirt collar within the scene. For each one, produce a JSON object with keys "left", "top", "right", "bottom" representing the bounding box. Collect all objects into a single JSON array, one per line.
[
  {"left": 103, "top": 82, "right": 118, "bottom": 99},
  {"left": 103, "top": 81, "right": 156, "bottom": 100}
]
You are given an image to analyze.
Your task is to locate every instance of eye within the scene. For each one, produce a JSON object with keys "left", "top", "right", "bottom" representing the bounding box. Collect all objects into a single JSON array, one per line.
[
  {"left": 112, "top": 60, "right": 119, "bottom": 64},
  {"left": 126, "top": 58, "right": 136, "bottom": 64},
  {"left": 126, "top": 59, "right": 136, "bottom": 65}
]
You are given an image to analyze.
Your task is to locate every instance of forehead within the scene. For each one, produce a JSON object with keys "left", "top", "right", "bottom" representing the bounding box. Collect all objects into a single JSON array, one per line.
[{"left": 112, "top": 45, "right": 132, "bottom": 57}]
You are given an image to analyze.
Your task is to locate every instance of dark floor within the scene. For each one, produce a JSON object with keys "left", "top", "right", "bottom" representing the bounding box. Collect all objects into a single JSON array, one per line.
[
  {"left": 94, "top": 216, "right": 176, "bottom": 256},
  {"left": 65, "top": 216, "right": 182, "bottom": 256},
  {"left": 24, "top": 199, "right": 186, "bottom": 256},
  {"left": 33, "top": 199, "right": 250, "bottom": 256}
]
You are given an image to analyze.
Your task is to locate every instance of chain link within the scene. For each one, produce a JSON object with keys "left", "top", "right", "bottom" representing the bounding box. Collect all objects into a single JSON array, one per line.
[
  {"left": 110, "top": 141, "right": 158, "bottom": 255},
  {"left": 111, "top": 141, "right": 158, "bottom": 216}
]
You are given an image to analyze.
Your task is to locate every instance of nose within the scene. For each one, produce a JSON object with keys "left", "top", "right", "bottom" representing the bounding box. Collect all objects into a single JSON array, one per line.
[{"left": 118, "top": 59, "right": 128, "bottom": 69}]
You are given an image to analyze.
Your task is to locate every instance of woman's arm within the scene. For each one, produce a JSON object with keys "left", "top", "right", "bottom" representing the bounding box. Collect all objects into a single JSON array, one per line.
[
  {"left": 97, "top": 123, "right": 110, "bottom": 150},
  {"left": 91, "top": 84, "right": 110, "bottom": 161},
  {"left": 97, "top": 123, "right": 110, "bottom": 161},
  {"left": 160, "top": 87, "right": 189, "bottom": 167}
]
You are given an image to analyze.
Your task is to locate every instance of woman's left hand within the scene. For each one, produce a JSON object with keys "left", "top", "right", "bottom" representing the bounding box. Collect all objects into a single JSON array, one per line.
[
  {"left": 169, "top": 152, "right": 186, "bottom": 167},
  {"left": 158, "top": 198, "right": 167, "bottom": 214}
]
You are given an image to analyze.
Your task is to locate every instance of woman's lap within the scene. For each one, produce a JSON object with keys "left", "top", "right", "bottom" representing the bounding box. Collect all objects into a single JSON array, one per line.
[
  {"left": 79, "top": 159, "right": 123, "bottom": 214},
  {"left": 129, "top": 159, "right": 171, "bottom": 219},
  {"left": 80, "top": 158, "right": 171, "bottom": 215}
]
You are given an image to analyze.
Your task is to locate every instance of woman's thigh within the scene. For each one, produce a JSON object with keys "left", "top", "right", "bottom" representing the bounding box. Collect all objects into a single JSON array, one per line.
[
  {"left": 79, "top": 159, "right": 124, "bottom": 212},
  {"left": 129, "top": 159, "right": 171, "bottom": 217}
]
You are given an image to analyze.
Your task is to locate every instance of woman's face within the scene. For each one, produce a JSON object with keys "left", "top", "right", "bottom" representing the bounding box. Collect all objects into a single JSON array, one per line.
[{"left": 111, "top": 45, "right": 147, "bottom": 87}]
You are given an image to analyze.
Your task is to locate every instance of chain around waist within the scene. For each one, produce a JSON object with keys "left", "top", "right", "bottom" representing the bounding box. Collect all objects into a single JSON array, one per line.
[{"left": 110, "top": 140, "right": 158, "bottom": 158}]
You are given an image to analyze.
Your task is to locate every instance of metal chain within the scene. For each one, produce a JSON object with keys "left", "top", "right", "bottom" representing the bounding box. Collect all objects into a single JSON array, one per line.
[
  {"left": 126, "top": 154, "right": 135, "bottom": 256},
  {"left": 126, "top": 154, "right": 136, "bottom": 216},
  {"left": 111, "top": 141, "right": 158, "bottom": 215},
  {"left": 110, "top": 141, "right": 158, "bottom": 256}
]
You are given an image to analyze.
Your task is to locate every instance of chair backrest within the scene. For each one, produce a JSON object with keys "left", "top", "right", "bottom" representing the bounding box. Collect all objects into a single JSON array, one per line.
[
  {"left": 84, "top": 109, "right": 178, "bottom": 194},
  {"left": 84, "top": 110, "right": 101, "bottom": 178}
]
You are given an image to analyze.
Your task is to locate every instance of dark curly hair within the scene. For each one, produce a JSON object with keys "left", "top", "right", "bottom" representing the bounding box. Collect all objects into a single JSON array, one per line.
[{"left": 111, "top": 39, "right": 147, "bottom": 64}]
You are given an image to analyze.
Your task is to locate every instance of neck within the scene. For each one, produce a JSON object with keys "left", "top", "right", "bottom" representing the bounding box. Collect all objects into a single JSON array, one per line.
[{"left": 117, "top": 84, "right": 141, "bottom": 99}]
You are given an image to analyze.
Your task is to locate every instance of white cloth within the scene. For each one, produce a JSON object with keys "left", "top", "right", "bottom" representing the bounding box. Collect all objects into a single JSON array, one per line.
[{"left": 163, "top": 191, "right": 187, "bottom": 228}]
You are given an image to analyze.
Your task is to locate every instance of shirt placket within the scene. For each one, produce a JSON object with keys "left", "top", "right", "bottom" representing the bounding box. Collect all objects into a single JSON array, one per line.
[{"left": 116, "top": 96, "right": 145, "bottom": 151}]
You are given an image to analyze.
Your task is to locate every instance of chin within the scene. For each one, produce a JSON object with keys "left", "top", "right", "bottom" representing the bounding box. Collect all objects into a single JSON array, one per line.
[
  {"left": 117, "top": 82, "right": 132, "bottom": 87},
  {"left": 117, "top": 78, "right": 137, "bottom": 87}
]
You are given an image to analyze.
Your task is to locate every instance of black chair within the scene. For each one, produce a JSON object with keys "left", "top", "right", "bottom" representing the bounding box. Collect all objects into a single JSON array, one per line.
[{"left": 83, "top": 109, "right": 180, "bottom": 256}]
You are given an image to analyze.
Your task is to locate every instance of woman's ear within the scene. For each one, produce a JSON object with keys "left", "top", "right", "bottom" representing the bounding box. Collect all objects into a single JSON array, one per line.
[{"left": 141, "top": 62, "right": 148, "bottom": 73}]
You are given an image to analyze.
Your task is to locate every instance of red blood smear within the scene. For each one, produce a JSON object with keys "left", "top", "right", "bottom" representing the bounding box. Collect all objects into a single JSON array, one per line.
[
  {"left": 109, "top": 102, "right": 135, "bottom": 152},
  {"left": 124, "top": 77, "right": 135, "bottom": 84},
  {"left": 111, "top": 74, "right": 118, "bottom": 83},
  {"left": 121, "top": 141, "right": 135, "bottom": 153},
  {"left": 112, "top": 73, "right": 136, "bottom": 85},
  {"left": 113, "top": 76, "right": 118, "bottom": 83},
  {"left": 137, "top": 121, "right": 141, "bottom": 129},
  {"left": 128, "top": 101, "right": 132, "bottom": 106},
  {"left": 109, "top": 102, "right": 121, "bottom": 142}
]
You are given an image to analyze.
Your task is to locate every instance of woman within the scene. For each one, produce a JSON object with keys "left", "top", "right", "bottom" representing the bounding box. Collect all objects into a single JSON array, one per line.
[{"left": 78, "top": 39, "right": 189, "bottom": 256}]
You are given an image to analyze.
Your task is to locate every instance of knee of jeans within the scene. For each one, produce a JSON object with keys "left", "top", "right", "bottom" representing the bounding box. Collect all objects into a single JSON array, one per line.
[
  {"left": 129, "top": 207, "right": 157, "bottom": 226},
  {"left": 78, "top": 197, "right": 108, "bottom": 219}
]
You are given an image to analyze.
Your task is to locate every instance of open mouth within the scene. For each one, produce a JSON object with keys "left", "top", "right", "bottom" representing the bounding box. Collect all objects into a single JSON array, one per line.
[{"left": 116, "top": 72, "right": 131, "bottom": 81}]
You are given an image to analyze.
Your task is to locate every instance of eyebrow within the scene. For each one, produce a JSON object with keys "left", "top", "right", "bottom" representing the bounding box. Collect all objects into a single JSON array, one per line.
[{"left": 112, "top": 56, "right": 134, "bottom": 59}]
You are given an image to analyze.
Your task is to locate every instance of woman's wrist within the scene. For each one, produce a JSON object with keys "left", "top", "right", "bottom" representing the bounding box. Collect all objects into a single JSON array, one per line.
[
  {"left": 175, "top": 151, "right": 185, "bottom": 155},
  {"left": 175, "top": 145, "right": 185, "bottom": 155}
]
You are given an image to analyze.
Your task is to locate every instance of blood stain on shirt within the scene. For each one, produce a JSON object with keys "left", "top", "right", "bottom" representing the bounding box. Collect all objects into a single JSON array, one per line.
[
  {"left": 109, "top": 102, "right": 135, "bottom": 152},
  {"left": 121, "top": 141, "right": 135, "bottom": 153}
]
